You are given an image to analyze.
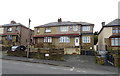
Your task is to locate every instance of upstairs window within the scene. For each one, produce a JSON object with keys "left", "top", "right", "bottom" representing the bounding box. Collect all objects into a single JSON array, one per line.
[
  {"left": 73, "top": 25, "right": 78, "bottom": 31},
  {"left": 82, "top": 36, "right": 90, "bottom": 43},
  {"left": 60, "top": 26, "right": 68, "bottom": 32},
  {"left": 7, "top": 27, "right": 12, "bottom": 32},
  {"left": 112, "top": 27, "right": 120, "bottom": 33},
  {"left": 16, "top": 26, "right": 19, "bottom": 31},
  {"left": 82, "top": 26, "right": 90, "bottom": 31},
  {"left": 37, "top": 28, "right": 40, "bottom": 33},
  {"left": 45, "top": 27, "right": 51, "bottom": 33},
  {"left": 44, "top": 37, "right": 52, "bottom": 43},
  {"left": 59, "top": 36, "right": 70, "bottom": 43}
]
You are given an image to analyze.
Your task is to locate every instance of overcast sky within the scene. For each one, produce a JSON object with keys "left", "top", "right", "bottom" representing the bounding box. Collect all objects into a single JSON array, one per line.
[{"left": 0, "top": 0, "right": 119, "bottom": 32}]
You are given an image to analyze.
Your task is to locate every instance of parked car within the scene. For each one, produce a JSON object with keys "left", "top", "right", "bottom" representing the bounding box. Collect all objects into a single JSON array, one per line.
[{"left": 11, "top": 45, "right": 26, "bottom": 51}]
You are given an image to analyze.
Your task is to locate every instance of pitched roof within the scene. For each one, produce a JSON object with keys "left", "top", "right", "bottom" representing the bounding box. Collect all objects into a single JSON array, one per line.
[
  {"left": 2, "top": 23, "right": 33, "bottom": 31},
  {"left": 98, "top": 19, "right": 120, "bottom": 35},
  {"left": 2, "top": 23, "right": 23, "bottom": 27},
  {"left": 35, "top": 21, "right": 94, "bottom": 28},
  {"left": 105, "top": 19, "right": 120, "bottom": 26}
]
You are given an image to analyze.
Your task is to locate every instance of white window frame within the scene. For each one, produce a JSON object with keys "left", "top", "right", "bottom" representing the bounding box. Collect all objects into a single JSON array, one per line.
[
  {"left": 7, "top": 27, "right": 12, "bottom": 32},
  {"left": 59, "top": 36, "right": 70, "bottom": 43},
  {"left": 44, "top": 37, "right": 52, "bottom": 43},
  {"left": 82, "top": 36, "right": 90, "bottom": 43},
  {"left": 111, "top": 38, "right": 120, "bottom": 46},
  {"left": 37, "top": 28, "right": 40, "bottom": 33},
  {"left": 112, "top": 27, "right": 120, "bottom": 33},
  {"left": 45, "top": 27, "right": 51, "bottom": 33},
  {"left": 6, "top": 35, "right": 12, "bottom": 40},
  {"left": 60, "top": 26, "right": 68, "bottom": 32},
  {"left": 73, "top": 25, "right": 78, "bottom": 31},
  {"left": 82, "top": 26, "right": 90, "bottom": 31}
]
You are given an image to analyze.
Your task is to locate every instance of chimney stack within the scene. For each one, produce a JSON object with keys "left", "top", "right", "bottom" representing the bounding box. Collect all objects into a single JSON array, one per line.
[
  {"left": 101, "top": 22, "right": 105, "bottom": 26},
  {"left": 10, "top": 20, "right": 16, "bottom": 24},
  {"left": 58, "top": 18, "right": 62, "bottom": 22}
]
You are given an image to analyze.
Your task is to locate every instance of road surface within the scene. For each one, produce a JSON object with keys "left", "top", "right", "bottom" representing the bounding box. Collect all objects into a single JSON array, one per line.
[{"left": 1, "top": 59, "right": 118, "bottom": 74}]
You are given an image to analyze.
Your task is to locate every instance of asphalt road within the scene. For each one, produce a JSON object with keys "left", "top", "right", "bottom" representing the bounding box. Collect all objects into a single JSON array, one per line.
[{"left": 1, "top": 59, "right": 118, "bottom": 74}]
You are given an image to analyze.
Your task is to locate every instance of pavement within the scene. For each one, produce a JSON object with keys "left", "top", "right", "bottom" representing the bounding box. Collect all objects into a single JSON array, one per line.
[{"left": 1, "top": 53, "right": 119, "bottom": 74}]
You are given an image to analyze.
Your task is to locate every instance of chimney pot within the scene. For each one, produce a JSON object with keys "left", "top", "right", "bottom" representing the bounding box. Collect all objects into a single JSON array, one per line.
[
  {"left": 58, "top": 18, "right": 62, "bottom": 22},
  {"left": 101, "top": 22, "right": 105, "bottom": 26}
]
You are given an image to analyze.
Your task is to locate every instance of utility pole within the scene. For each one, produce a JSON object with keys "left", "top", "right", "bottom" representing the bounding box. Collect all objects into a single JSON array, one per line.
[
  {"left": 79, "top": 25, "right": 82, "bottom": 55},
  {"left": 27, "top": 18, "right": 31, "bottom": 58}
]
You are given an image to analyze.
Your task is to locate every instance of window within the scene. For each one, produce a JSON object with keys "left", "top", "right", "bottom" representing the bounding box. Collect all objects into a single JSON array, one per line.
[
  {"left": 16, "top": 36, "right": 19, "bottom": 42},
  {"left": 112, "top": 27, "right": 120, "bottom": 33},
  {"left": 73, "top": 25, "right": 78, "bottom": 31},
  {"left": 6, "top": 35, "right": 12, "bottom": 40},
  {"left": 16, "top": 26, "right": 19, "bottom": 31},
  {"left": 59, "top": 36, "right": 70, "bottom": 43},
  {"left": 60, "top": 26, "right": 68, "bottom": 32},
  {"left": 37, "top": 28, "right": 40, "bottom": 33},
  {"left": 82, "top": 26, "right": 90, "bottom": 31},
  {"left": 7, "top": 27, "right": 12, "bottom": 32},
  {"left": 45, "top": 27, "right": 51, "bottom": 33},
  {"left": 82, "top": 36, "right": 90, "bottom": 43},
  {"left": 44, "top": 37, "right": 52, "bottom": 43},
  {"left": 111, "top": 38, "right": 120, "bottom": 46}
]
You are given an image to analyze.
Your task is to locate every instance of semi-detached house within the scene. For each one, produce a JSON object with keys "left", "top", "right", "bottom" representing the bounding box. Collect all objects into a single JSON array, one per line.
[
  {"left": 0, "top": 21, "right": 34, "bottom": 47},
  {"left": 97, "top": 19, "right": 120, "bottom": 51},
  {"left": 34, "top": 19, "right": 94, "bottom": 55}
]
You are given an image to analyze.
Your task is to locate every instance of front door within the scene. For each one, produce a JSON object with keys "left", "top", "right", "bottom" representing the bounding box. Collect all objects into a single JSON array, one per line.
[{"left": 75, "top": 37, "right": 79, "bottom": 46}]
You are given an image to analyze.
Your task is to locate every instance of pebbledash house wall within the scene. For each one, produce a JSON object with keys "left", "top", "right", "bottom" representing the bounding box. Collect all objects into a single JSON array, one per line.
[
  {"left": 34, "top": 21, "right": 94, "bottom": 55},
  {"left": 97, "top": 27, "right": 112, "bottom": 51}
]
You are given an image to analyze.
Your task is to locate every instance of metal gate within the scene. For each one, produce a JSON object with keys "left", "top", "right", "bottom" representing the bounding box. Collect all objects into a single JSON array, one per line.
[{"left": 106, "top": 53, "right": 114, "bottom": 65}]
